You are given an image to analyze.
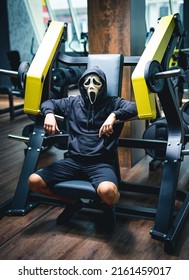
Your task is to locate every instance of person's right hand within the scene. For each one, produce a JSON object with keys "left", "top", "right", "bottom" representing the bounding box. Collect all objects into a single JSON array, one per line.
[{"left": 44, "top": 113, "right": 60, "bottom": 136}]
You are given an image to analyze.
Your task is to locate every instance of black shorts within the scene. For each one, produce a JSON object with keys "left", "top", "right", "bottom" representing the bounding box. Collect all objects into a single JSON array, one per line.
[{"left": 35, "top": 156, "right": 118, "bottom": 191}]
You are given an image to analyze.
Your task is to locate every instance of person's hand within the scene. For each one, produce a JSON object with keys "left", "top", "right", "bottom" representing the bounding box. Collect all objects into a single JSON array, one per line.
[
  {"left": 44, "top": 113, "right": 60, "bottom": 136},
  {"left": 99, "top": 113, "right": 116, "bottom": 137}
]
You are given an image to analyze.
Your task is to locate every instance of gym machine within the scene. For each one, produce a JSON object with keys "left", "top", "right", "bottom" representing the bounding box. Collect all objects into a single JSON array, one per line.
[
  {"left": 1, "top": 14, "right": 189, "bottom": 254},
  {"left": 120, "top": 13, "right": 189, "bottom": 253},
  {"left": 0, "top": 51, "right": 29, "bottom": 120}
]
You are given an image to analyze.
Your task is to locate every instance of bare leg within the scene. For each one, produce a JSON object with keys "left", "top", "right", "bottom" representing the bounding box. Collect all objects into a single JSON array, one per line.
[
  {"left": 28, "top": 173, "right": 83, "bottom": 224},
  {"left": 28, "top": 173, "right": 75, "bottom": 204},
  {"left": 97, "top": 181, "right": 120, "bottom": 207},
  {"left": 97, "top": 181, "right": 120, "bottom": 232}
]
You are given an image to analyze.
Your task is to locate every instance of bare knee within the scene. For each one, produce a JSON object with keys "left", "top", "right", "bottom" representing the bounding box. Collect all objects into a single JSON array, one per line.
[
  {"left": 28, "top": 174, "right": 74, "bottom": 203},
  {"left": 28, "top": 173, "right": 46, "bottom": 193},
  {"left": 97, "top": 181, "right": 120, "bottom": 207}
]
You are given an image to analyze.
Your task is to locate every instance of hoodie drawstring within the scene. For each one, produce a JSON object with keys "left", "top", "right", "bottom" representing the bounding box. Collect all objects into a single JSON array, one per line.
[{"left": 87, "top": 104, "right": 94, "bottom": 129}]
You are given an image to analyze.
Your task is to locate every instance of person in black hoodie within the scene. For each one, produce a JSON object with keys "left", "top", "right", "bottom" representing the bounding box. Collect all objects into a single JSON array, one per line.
[{"left": 28, "top": 66, "right": 137, "bottom": 231}]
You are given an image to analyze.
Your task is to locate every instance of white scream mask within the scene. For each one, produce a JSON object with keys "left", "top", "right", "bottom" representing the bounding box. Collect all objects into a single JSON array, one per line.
[{"left": 83, "top": 74, "right": 102, "bottom": 104}]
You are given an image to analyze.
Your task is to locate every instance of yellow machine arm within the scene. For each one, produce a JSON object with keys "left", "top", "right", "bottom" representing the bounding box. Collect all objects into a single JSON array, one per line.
[
  {"left": 24, "top": 15, "right": 177, "bottom": 118},
  {"left": 132, "top": 14, "right": 176, "bottom": 119},
  {"left": 24, "top": 21, "right": 65, "bottom": 115}
]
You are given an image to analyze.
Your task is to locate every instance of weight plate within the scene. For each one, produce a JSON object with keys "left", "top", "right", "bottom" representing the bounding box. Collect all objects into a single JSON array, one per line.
[
  {"left": 143, "top": 117, "right": 189, "bottom": 159},
  {"left": 143, "top": 118, "right": 167, "bottom": 160},
  {"left": 181, "top": 101, "right": 189, "bottom": 125},
  {"left": 144, "top": 60, "right": 165, "bottom": 93},
  {"left": 51, "top": 66, "right": 82, "bottom": 87},
  {"left": 18, "top": 61, "right": 30, "bottom": 89},
  {"left": 51, "top": 68, "right": 70, "bottom": 87}
]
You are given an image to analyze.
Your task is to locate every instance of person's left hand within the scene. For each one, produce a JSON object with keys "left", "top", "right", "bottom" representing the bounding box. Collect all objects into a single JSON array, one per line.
[{"left": 99, "top": 113, "right": 116, "bottom": 137}]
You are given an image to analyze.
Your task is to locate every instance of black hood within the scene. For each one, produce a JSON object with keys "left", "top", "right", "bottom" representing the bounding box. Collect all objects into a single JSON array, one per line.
[{"left": 78, "top": 66, "right": 107, "bottom": 105}]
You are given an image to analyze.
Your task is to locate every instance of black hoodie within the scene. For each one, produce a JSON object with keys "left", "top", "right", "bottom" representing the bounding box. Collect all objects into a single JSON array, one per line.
[{"left": 41, "top": 66, "right": 137, "bottom": 159}]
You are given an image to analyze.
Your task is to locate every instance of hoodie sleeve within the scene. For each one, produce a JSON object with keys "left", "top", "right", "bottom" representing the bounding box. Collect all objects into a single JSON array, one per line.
[
  {"left": 40, "top": 97, "right": 71, "bottom": 117},
  {"left": 113, "top": 98, "right": 138, "bottom": 121}
]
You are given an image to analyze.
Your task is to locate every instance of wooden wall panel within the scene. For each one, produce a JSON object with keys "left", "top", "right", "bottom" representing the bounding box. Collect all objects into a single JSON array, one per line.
[
  {"left": 88, "top": 1, "right": 131, "bottom": 55},
  {"left": 88, "top": 0, "right": 145, "bottom": 168}
]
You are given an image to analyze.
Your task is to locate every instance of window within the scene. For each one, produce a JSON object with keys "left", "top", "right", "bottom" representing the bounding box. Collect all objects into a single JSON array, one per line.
[
  {"left": 145, "top": 0, "right": 184, "bottom": 32},
  {"left": 46, "top": 0, "right": 88, "bottom": 54}
]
